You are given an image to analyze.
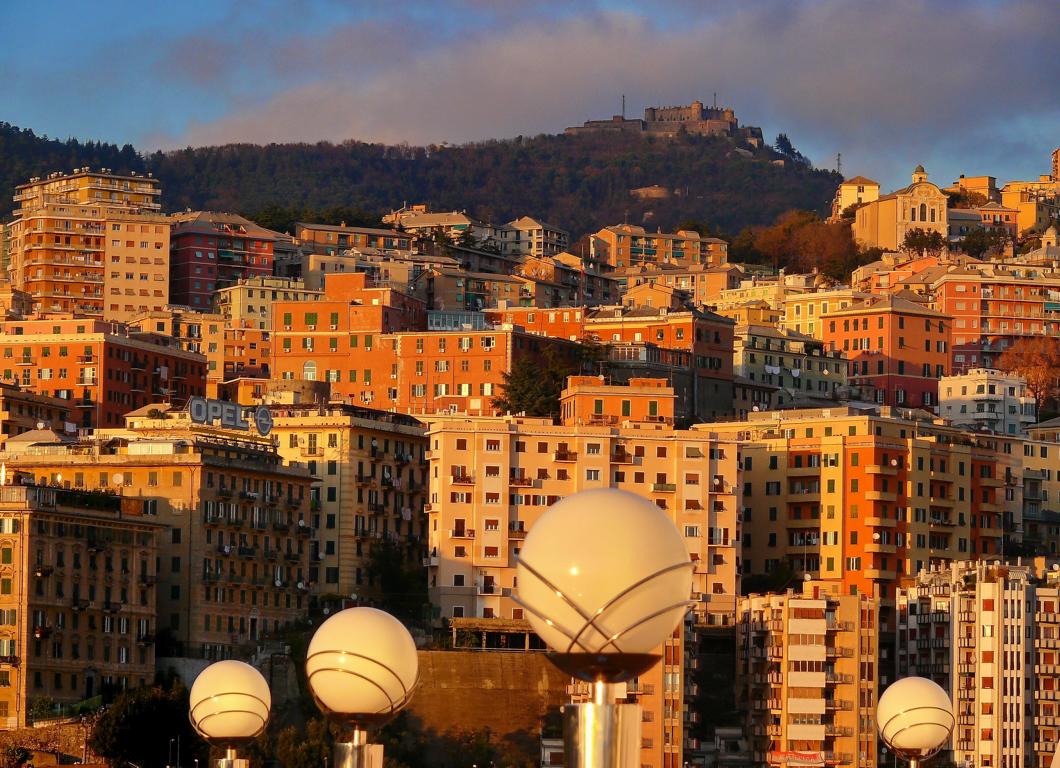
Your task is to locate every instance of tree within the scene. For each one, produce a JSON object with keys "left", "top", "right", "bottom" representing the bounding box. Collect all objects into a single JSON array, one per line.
[
  {"left": 902, "top": 228, "right": 947, "bottom": 257},
  {"left": 998, "top": 337, "right": 1060, "bottom": 418},
  {"left": 773, "top": 134, "right": 810, "bottom": 166},
  {"left": 492, "top": 349, "right": 575, "bottom": 417},
  {"left": 275, "top": 717, "right": 331, "bottom": 768},
  {"left": 959, "top": 228, "right": 1010, "bottom": 259},
  {"left": 89, "top": 683, "right": 204, "bottom": 768}
]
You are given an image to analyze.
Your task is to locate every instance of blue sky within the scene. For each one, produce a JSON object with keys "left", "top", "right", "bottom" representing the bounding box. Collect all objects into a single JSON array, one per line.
[{"left": 3, "top": 0, "right": 1058, "bottom": 190}]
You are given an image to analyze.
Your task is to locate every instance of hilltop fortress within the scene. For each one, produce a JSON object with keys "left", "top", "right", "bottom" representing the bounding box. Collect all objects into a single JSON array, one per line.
[{"left": 565, "top": 99, "right": 764, "bottom": 146}]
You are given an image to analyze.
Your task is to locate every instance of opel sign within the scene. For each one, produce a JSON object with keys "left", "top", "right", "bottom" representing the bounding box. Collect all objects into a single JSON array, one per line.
[{"left": 188, "top": 397, "right": 273, "bottom": 436}]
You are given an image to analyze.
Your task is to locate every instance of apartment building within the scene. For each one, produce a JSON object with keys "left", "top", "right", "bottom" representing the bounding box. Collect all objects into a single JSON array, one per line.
[
  {"left": 0, "top": 407, "right": 314, "bottom": 660},
  {"left": 591, "top": 224, "right": 728, "bottom": 270},
  {"left": 822, "top": 295, "right": 952, "bottom": 410},
  {"left": 169, "top": 212, "right": 278, "bottom": 308},
  {"left": 213, "top": 276, "right": 322, "bottom": 331},
  {"left": 382, "top": 206, "right": 497, "bottom": 246},
  {"left": 425, "top": 376, "right": 740, "bottom": 627},
  {"left": 931, "top": 266, "right": 1060, "bottom": 372},
  {"left": 707, "top": 406, "right": 1018, "bottom": 625},
  {"left": 737, "top": 581, "right": 878, "bottom": 768},
  {"left": 0, "top": 317, "right": 207, "bottom": 429},
  {"left": 268, "top": 402, "right": 428, "bottom": 596},
  {"left": 410, "top": 268, "right": 541, "bottom": 311},
  {"left": 499, "top": 217, "right": 569, "bottom": 258},
  {"left": 938, "top": 369, "right": 1035, "bottom": 435},
  {"left": 895, "top": 561, "right": 1038, "bottom": 768},
  {"left": 483, "top": 303, "right": 736, "bottom": 420},
  {"left": 6, "top": 168, "right": 169, "bottom": 320},
  {"left": 829, "top": 175, "right": 880, "bottom": 220},
  {"left": 0, "top": 383, "right": 71, "bottom": 441},
  {"left": 781, "top": 289, "right": 870, "bottom": 340},
  {"left": 732, "top": 324, "right": 848, "bottom": 408},
  {"left": 517, "top": 252, "right": 621, "bottom": 307},
  {"left": 618, "top": 263, "right": 744, "bottom": 308},
  {"left": 294, "top": 222, "right": 412, "bottom": 255},
  {"left": 0, "top": 483, "right": 161, "bottom": 728}
]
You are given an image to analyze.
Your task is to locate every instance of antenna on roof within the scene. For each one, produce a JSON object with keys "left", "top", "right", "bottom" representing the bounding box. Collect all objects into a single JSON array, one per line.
[
  {"left": 621, "top": 94, "right": 625, "bottom": 119},
  {"left": 836, "top": 152, "right": 842, "bottom": 176},
  {"left": 713, "top": 92, "right": 717, "bottom": 109}
]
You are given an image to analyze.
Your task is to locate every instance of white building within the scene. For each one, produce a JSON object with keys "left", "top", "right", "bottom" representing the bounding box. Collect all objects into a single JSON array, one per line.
[
  {"left": 939, "top": 368, "right": 1036, "bottom": 435},
  {"left": 500, "top": 216, "right": 569, "bottom": 258}
]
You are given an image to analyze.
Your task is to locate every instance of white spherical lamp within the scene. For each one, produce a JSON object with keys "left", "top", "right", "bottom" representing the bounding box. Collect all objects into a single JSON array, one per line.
[
  {"left": 515, "top": 488, "right": 692, "bottom": 672},
  {"left": 877, "top": 676, "right": 954, "bottom": 762},
  {"left": 189, "top": 660, "right": 271, "bottom": 745},
  {"left": 306, "top": 607, "right": 419, "bottom": 726}
]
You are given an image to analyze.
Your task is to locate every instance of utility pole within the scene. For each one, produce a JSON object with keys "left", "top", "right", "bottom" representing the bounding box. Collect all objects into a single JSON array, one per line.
[
  {"left": 621, "top": 94, "right": 625, "bottom": 119},
  {"left": 836, "top": 152, "right": 842, "bottom": 176}
]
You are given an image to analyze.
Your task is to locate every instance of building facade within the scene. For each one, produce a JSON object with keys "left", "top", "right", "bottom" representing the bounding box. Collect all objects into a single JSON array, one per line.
[
  {"left": 938, "top": 369, "right": 1035, "bottom": 435},
  {"left": 852, "top": 166, "right": 949, "bottom": 251}
]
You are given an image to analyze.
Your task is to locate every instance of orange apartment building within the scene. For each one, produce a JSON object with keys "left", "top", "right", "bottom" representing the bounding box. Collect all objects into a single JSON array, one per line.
[
  {"left": 708, "top": 405, "right": 1017, "bottom": 639},
  {"left": 0, "top": 383, "right": 71, "bottom": 441},
  {"left": 518, "top": 252, "right": 621, "bottom": 306},
  {"left": 0, "top": 318, "right": 207, "bottom": 429},
  {"left": 484, "top": 303, "right": 736, "bottom": 419},
  {"left": 931, "top": 266, "right": 1060, "bottom": 372},
  {"left": 822, "top": 295, "right": 951, "bottom": 410},
  {"left": 591, "top": 224, "right": 729, "bottom": 269},
  {"left": 6, "top": 169, "right": 170, "bottom": 321},
  {"left": 618, "top": 263, "right": 745, "bottom": 308},
  {"left": 425, "top": 376, "right": 741, "bottom": 768},
  {"left": 0, "top": 482, "right": 162, "bottom": 727},
  {"left": 0, "top": 406, "right": 314, "bottom": 660}
]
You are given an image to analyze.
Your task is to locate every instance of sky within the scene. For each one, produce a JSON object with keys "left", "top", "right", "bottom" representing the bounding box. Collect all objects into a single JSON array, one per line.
[{"left": 3, "top": 0, "right": 1058, "bottom": 190}]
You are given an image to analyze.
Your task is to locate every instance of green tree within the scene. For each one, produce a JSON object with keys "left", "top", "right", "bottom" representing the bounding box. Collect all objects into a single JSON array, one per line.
[
  {"left": 492, "top": 350, "right": 574, "bottom": 417},
  {"left": 275, "top": 717, "right": 331, "bottom": 768},
  {"left": 89, "top": 684, "right": 204, "bottom": 768},
  {"left": 959, "top": 228, "right": 1010, "bottom": 259},
  {"left": 902, "top": 227, "right": 947, "bottom": 256}
]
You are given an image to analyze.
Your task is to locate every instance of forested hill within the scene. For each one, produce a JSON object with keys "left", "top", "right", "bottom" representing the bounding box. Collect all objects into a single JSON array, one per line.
[{"left": 0, "top": 122, "right": 841, "bottom": 237}]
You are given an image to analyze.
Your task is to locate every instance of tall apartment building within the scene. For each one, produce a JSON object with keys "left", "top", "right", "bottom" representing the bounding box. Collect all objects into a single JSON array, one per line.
[
  {"left": 896, "top": 561, "right": 1041, "bottom": 768},
  {"left": 591, "top": 224, "right": 729, "bottom": 270},
  {"left": 0, "top": 407, "right": 314, "bottom": 660},
  {"left": 737, "top": 581, "right": 878, "bottom": 768},
  {"left": 938, "top": 368, "right": 1036, "bottom": 435},
  {"left": 498, "top": 217, "right": 569, "bottom": 258},
  {"left": 7, "top": 168, "right": 169, "bottom": 321},
  {"left": 168, "top": 212, "right": 279, "bottom": 308},
  {"left": 213, "top": 276, "right": 322, "bottom": 331},
  {"left": 0, "top": 317, "right": 207, "bottom": 429},
  {"left": 267, "top": 402, "right": 428, "bottom": 596},
  {"left": 822, "top": 294, "right": 952, "bottom": 410},
  {"left": 426, "top": 376, "right": 740, "bottom": 768},
  {"left": 708, "top": 406, "right": 1019, "bottom": 638},
  {"left": 425, "top": 376, "right": 740, "bottom": 626},
  {"left": 0, "top": 483, "right": 161, "bottom": 728}
]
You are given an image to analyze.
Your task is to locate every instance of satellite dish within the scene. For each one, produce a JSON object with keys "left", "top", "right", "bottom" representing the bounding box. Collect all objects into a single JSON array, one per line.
[
  {"left": 298, "top": 519, "right": 306, "bottom": 527},
  {"left": 350, "top": 593, "right": 358, "bottom": 602},
  {"left": 1052, "top": 564, "right": 1059, "bottom": 572},
  {"left": 112, "top": 473, "right": 123, "bottom": 486},
  {"left": 890, "top": 459, "right": 899, "bottom": 466},
  {"left": 297, "top": 581, "right": 305, "bottom": 589},
  {"left": 274, "top": 579, "right": 282, "bottom": 587},
  {"left": 323, "top": 607, "right": 330, "bottom": 615},
  {"left": 752, "top": 405, "right": 760, "bottom": 412},
  {"left": 36, "top": 421, "right": 45, "bottom": 430}
]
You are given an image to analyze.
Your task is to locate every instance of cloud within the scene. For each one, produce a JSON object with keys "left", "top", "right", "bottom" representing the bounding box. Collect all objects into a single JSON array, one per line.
[{"left": 148, "top": 0, "right": 1060, "bottom": 188}]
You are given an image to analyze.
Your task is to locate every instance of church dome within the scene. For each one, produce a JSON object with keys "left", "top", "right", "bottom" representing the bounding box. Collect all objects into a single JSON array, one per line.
[{"left": 914, "top": 164, "right": 926, "bottom": 174}]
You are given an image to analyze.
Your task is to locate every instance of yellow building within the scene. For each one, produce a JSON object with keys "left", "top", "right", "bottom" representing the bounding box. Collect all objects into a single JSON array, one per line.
[
  {"left": 781, "top": 289, "right": 870, "bottom": 340},
  {"left": 213, "top": 276, "right": 323, "bottom": 331},
  {"left": 999, "top": 178, "right": 1060, "bottom": 236},
  {"left": 852, "top": 166, "right": 949, "bottom": 251},
  {"left": 0, "top": 405, "right": 314, "bottom": 660},
  {"left": 737, "top": 580, "right": 878, "bottom": 768},
  {"left": 0, "top": 383, "right": 71, "bottom": 442},
  {"left": 7, "top": 169, "right": 168, "bottom": 321},
  {"left": 830, "top": 175, "right": 880, "bottom": 220},
  {"left": 267, "top": 401, "right": 428, "bottom": 597},
  {"left": 944, "top": 174, "right": 999, "bottom": 203},
  {"left": 0, "top": 482, "right": 162, "bottom": 728}
]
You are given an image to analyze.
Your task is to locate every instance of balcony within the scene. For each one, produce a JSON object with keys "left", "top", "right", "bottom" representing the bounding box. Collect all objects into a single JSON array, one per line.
[
  {"left": 136, "top": 633, "right": 155, "bottom": 645},
  {"left": 509, "top": 476, "right": 533, "bottom": 487},
  {"left": 553, "top": 450, "right": 578, "bottom": 462},
  {"left": 866, "top": 464, "right": 898, "bottom": 475},
  {"left": 33, "top": 625, "right": 52, "bottom": 639},
  {"left": 652, "top": 483, "right": 677, "bottom": 493},
  {"left": 865, "top": 516, "right": 897, "bottom": 528},
  {"left": 450, "top": 529, "right": 475, "bottom": 539},
  {"left": 0, "top": 655, "right": 18, "bottom": 666},
  {"left": 509, "top": 524, "right": 527, "bottom": 539},
  {"left": 865, "top": 490, "right": 897, "bottom": 502},
  {"left": 450, "top": 475, "right": 476, "bottom": 485},
  {"left": 610, "top": 450, "right": 635, "bottom": 464},
  {"left": 33, "top": 564, "right": 53, "bottom": 578}
]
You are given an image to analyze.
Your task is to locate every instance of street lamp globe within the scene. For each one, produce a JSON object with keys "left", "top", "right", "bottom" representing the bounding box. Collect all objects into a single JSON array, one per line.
[
  {"left": 515, "top": 488, "right": 692, "bottom": 677},
  {"left": 189, "top": 660, "right": 271, "bottom": 745},
  {"left": 306, "top": 607, "right": 418, "bottom": 726},
  {"left": 877, "top": 676, "right": 954, "bottom": 764}
]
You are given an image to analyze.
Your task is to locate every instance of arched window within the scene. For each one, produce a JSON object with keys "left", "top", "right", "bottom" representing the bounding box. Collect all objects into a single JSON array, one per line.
[
  {"left": 910, "top": 207, "right": 916, "bottom": 222},
  {"left": 302, "top": 361, "right": 317, "bottom": 381},
  {"left": 920, "top": 203, "right": 927, "bottom": 221},
  {"left": 930, "top": 207, "right": 936, "bottom": 222}
]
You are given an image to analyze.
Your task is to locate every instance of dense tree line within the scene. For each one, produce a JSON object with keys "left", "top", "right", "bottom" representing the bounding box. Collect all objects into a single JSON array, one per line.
[{"left": 0, "top": 122, "right": 840, "bottom": 238}]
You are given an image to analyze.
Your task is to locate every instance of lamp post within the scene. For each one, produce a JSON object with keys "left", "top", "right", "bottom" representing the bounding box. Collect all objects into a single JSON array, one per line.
[
  {"left": 514, "top": 488, "right": 693, "bottom": 768},
  {"left": 305, "top": 606, "right": 419, "bottom": 768},
  {"left": 877, "top": 676, "right": 955, "bottom": 768},
  {"left": 188, "top": 660, "right": 271, "bottom": 768}
]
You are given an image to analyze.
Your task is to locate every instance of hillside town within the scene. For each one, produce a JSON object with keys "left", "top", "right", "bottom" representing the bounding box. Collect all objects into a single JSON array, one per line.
[{"left": 0, "top": 141, "right": 1059, "bottom": 768}]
